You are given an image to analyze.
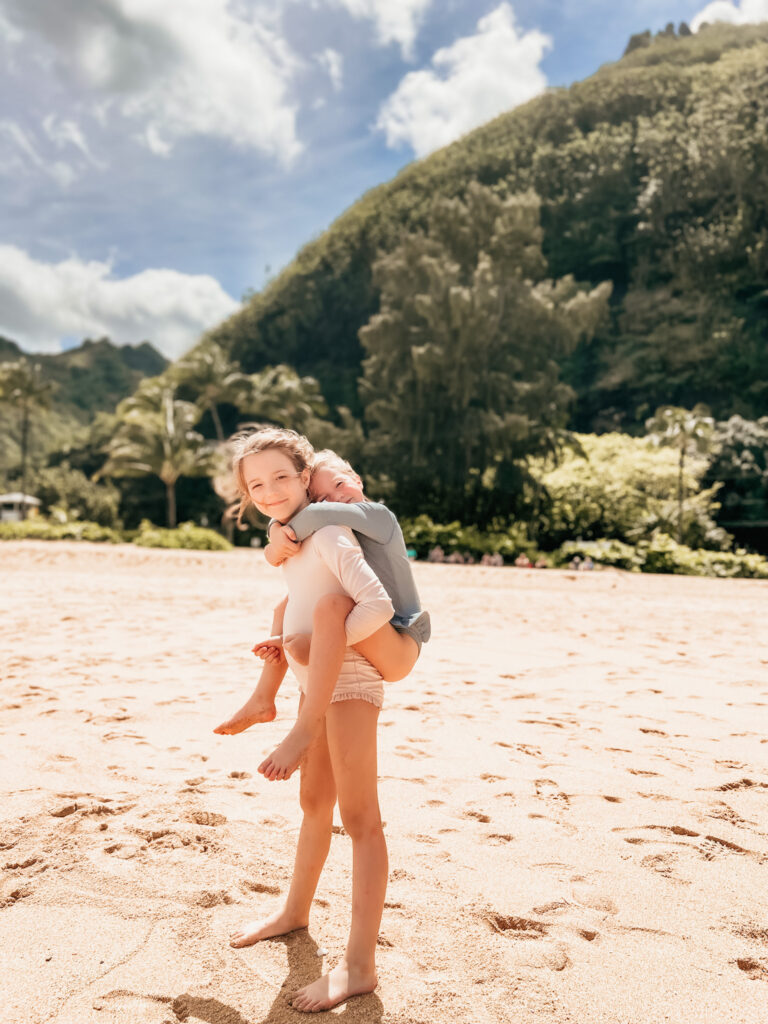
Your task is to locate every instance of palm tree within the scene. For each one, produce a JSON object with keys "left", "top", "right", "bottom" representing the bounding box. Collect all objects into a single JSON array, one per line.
[
  {"left": 244, "top": 364, "right": 328, "bottom": 430},
  {"left": 99, "top": 379, "right": 218, "bottom": 527},
  {"left": 646, "top": 404, "right": 715, "bottom": 543},
  {"left": 171, "top": 342, "right": 250, "bottom": 442},
  {"left": 0, "top": 360, "right": 54, "bottom": 518}
]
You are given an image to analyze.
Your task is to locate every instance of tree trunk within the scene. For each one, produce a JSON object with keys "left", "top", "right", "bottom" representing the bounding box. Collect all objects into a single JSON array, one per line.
[
  {"left": 210, "top": 403, "right": 224, "bottom": 443},
  {"left": 166, "top": 480, "right": 177, "bottom": 529},
  {"left": 20, "top": 399, "right": 29, "bottom": 520},
  {"left": 677, "top": 444, "right": 685, "bottom": 544}
]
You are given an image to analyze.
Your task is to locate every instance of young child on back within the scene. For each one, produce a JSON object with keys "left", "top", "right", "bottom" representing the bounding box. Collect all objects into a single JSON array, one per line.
[{"left": 215, "top": 449, "right": 430, "bottom": 780}]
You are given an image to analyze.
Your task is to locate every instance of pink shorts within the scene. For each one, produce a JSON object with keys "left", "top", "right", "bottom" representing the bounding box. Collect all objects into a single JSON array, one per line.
[{"left": 288, "top": 649, "right": 384, "bottom": 710}]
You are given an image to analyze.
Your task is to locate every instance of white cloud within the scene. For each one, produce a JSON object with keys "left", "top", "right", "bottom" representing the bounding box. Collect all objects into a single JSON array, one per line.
[
  {"left": 691, "top": 0, "right": 768, "bottom": 31},
  {"left": 0, "top": 245, "right": 239, "bottom": 358},
  {"left": 329, "top": 0, "right": 432, "bottom": 57},
  {"left": 42, "top": 114, "right": 103, "bottom": 168},
  {"left": 317, "top": 46, "right": 343, "bottom": 91},
  {"left": 1, "top": 0, "right": 302, "bottom": 165},
  {"left": 0, "top": 119, "right": 76, "bottom": 187},
  {"left": 377, "top": 3, "right": 550, "bottom": 158}
]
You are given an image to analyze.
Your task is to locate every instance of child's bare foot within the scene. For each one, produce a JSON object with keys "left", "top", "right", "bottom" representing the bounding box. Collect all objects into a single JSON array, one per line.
[
  {"left": 290, "top": 959, "right": 377, "bottom": 1012},
  {"left": 283, "top": 633, "right": 311, "bottom": 666},
  {"left": 258, "top": 721, "right": 316, "bottom": 780},
  {"left": 229, "top": 908, "right": 308, "bottom": 948},
  {"left": 214, "top": 693, "right": 276, "bottom": 735}
]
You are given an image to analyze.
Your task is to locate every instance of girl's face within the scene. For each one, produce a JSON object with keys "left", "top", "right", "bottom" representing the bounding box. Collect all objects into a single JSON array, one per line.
[
  {"left": 242, "top": 448, "right": 310, "bottom": 522},
  {"left": 310, "top": 467, "right": 364, "bottom": 504}
]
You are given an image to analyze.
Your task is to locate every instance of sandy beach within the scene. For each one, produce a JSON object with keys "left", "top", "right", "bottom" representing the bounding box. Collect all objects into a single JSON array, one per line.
[{"left": 1, "top": 539, "right": 767, "bottom": 1024}]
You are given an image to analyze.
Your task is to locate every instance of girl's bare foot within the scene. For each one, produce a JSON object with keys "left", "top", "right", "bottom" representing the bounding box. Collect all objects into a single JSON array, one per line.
[
  {"left": 290, "top": 959, "right": 377, "bottom": 1012},
  {"left": 214, "top": 694, "right": 276, "bottom": 735},
  {"left": 258, "top": 721, "right": 316, "bottom": 780},
  {"left": 229, "top": 908, "right": 308, "bottom": 948},
  {"left": 284, "top": 633, "right": 311, "bottom": 666}
]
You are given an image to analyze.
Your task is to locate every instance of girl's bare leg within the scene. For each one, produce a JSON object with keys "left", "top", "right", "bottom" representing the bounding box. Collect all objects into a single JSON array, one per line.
[
  {"left": 214, "top": 597, "right": 289, "bottom": 735},
  {"left": 291, "top": 699, "right": 385, "bottom": 1012},
  {"left": 285, "top": 621, "right": 418, "bottom": 682},
  {"left": 230, "top": 699, "right": 336, "bottom": 947},
  {"left": 259, "top": 594, "right": 354, "bottom": 780}
]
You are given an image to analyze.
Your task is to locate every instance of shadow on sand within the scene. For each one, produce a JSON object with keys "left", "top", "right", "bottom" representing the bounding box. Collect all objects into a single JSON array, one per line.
[{"left": 100, "top": 928, "right": 384, "bottom": 1023}]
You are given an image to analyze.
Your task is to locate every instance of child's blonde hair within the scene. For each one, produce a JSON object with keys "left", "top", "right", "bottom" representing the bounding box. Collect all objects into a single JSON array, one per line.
[
  {"left": 311, "top": 449, "right": 358, "bottom": 480},
  {"left": 231, "top": 426, "right": 315, "bottom": 524}
]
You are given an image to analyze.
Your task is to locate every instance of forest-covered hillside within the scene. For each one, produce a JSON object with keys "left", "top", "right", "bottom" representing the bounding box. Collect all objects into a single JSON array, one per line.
[
  {"left": 0, "top": 336, "right": 167, "bottom": 419},
  {"left": 209, "top": 23, "right": 768, "bottom": 428},
  {"left": 0, "top": 337, "right": 168, "bottom": 466}
]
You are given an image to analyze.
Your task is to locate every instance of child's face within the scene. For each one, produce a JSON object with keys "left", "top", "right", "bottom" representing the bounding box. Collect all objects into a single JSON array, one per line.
[
  {"left": 310, "top": 467, "right": 364, "bottom": 504},
  {"left": 242, "top": 449, "right": 310, "bottom": 521}
]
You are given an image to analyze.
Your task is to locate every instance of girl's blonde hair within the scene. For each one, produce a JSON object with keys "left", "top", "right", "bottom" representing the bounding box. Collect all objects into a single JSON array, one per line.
[
  {"left": 230, "top": 426, "right": 315, "bottom": 524},
  {"left": 311, "top": 449, "right": 358, "bottom": 479}
]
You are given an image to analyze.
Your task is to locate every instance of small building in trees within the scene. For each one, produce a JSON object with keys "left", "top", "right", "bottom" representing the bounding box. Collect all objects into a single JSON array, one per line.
[{"left": 0, "top": 492, "right": 41, "bottom": 522}]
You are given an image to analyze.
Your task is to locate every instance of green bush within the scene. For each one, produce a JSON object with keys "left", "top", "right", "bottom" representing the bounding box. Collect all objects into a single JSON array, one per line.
[
  {"left": 553, "top": 537, "right": 643, "bottom": 571},
  {"left": 400, "top": 515, "right": 536, "bottom": 562},
  {"left": 638, "top": 533, "right": 768, "bottom": 578},
  {"left": 531, "top": 433, "right": 727, "bottom": 550},
  {"left": 0, "top": 518, "right": 122, "bottom": 543},
  {"left": 133, "top": 520, "right": 232, "bottom": 551},
  {"left": 553, "top": 533, "right": 768, "bottom": 578}
]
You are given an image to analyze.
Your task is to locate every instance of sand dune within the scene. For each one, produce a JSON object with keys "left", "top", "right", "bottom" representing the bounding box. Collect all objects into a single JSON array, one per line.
[{"left": 1, "top": 540, "right": 767, "bottom": 1024}]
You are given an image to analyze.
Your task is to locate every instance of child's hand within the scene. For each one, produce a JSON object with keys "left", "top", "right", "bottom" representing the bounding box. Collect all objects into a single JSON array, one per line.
[
  {"left": 268, "top": 523, "right": 300, "bottom": 562},
  {"left": 252, "top": 635, "right": 286, "bottom": 665}
]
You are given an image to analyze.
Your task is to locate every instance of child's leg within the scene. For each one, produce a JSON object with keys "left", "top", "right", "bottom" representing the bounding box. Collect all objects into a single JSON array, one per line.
[
  {"left": 259, "top": 594, "right": 354, "bottom": 780},
  {"left": 214, "top": 657, "right": 285, "bottom": 735},
  {"left": 354, "top": 624, "right": 419, "bottom": 682},
  {"left": 286, "top": 621, "right": 418, "bottom": 683},
  {"left": 214, "top": 597, "right": 289, "bottom": 735},
  {"left": 230, "top": 700, "right": 337, "bottom": 947},
  {"left": 290, "top": 699, "right": 385, "bottom": 1012}
]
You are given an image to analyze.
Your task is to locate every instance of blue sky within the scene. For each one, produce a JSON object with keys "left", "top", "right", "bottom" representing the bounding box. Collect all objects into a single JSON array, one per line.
[{"left": 0, "top": 0, "right": 764, "bottom": 357}]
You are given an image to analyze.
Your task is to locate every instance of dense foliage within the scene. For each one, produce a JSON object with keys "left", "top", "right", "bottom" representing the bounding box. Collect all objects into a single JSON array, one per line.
[
  {"left": 531, "top": 431, "right": 727, "bottom": 550},
  {"left": 554, "top": 534, "right": 768, "bottom": 578},
  {"left": 0, "top": 336, "right": 168, "bottom": 468},
  {"left": 359, "top": 185, "right": 610, "bottom": 520},
  {"left": 209, "top": 24, "right": 768, "bottom": 432}
]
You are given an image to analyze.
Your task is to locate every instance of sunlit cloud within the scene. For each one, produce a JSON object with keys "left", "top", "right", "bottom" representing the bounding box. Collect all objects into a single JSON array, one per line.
[
  {"left": 691, "top": 0, "right": 768, "bottom": 31},
  {"left": 327, "top": 0, "right": 432, "bottom": 58},
  {"left": 0, "top": 245, "right": 239, "bottom": 358},
  {"left": 317, "top": 46, "right": 343, "bottom": 91},
  {"left": 377, "top": 2, "right": 550, "bottom": 158},
  {"left": 0, "top": 0, "right": 303, "bottom": 164}
]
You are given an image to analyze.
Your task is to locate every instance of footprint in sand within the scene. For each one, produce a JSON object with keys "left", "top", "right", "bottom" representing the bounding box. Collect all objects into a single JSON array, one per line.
[
  {"left": 534, "top": 779, "right": 570, "bottom": 809},
  {"left": 240, "top": 879, "right": 281, "bottom": 896},
  {"left": 735, "top": 957, "right": 768, "bottom": 981},
  {"left": 185, "top": 811, "right": 227, "bottom": 827},
  {"left": 485, "top": 912, "right": 548, "bottom": 939},
  {"left": 462, "top": 809, "right": 491, "bottom": 824},
  {"left": 716, "top": 778, "right": 768, "bottom": 792},
  {"left": 0, "top": 884, "right": 33, "bottom": 909}
]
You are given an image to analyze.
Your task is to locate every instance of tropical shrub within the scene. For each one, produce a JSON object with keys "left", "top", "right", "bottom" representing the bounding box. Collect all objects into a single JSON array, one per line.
[
  {"left": 531, "top": 432, "right": 728, "bottom": 549},
  {"left": 400, "top": 515, "right": 536, "bottom": 562},
  {"left": 0, "top": 518, "right": 122, "bottom": 543},
  {"left": 553, "top": 533, "right": 768, "bottom": 577},
  {"left": 133, "top": 520, "right": 232, "bottom": 551}
]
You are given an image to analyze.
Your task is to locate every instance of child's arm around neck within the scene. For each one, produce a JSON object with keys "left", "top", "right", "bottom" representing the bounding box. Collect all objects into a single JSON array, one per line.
[{"left": 274, "top": 500, "right": 395, "bottom": 546}]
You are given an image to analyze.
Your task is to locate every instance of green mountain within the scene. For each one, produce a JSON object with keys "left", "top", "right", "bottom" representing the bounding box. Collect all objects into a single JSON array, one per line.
[
  {"left": 209, "top": 22, "right": 768, "bottom": 427},
  {"left": 0, "top": 336, "right": 168, "bottom": 472}
]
